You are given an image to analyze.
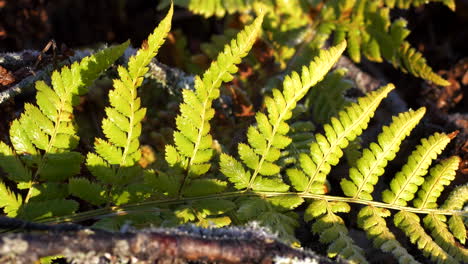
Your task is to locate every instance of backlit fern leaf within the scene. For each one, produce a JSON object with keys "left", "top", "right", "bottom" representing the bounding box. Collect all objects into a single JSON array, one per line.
[
  {"left": 394, "top": 211, "right": 457, "bottom": 264},
  {"left": 382, "top": 132, "right": 452, "bottom": 206},
  {"left": 414, "top": 156, "right": 460, "bottom": 210},
  {"left": 288, "top": 84, "right": 394, "bottom": 195},
  {"left": 442, "top": 184, "right": 468, "bottom": 245},
  {"left": 323, "top": 0, "right": 450, "bottom": 86},
  {"left": 358, "top": 206, "right": 420, "bottom": 264},
  {"left": 341, "top": 107, "right": 426, "bottom": 200},
  {"left": 221, "top": 41, "right": 346, "bottom": 192},
  {"left": 159, "top": 0, "right": 263, "bottom": 18},
  {"left": 0, "top": 42, "right": 128, "bottom": 219},
  {"left": 306, "top": 200, "right": 368, "bottom": 263},
  {"left": 0, "top": 182, "right": 22, "bottom": 217},
  {"left": 78, "top": 5, "right": 173, "bottom": 207},
  {"left": 384, "top": 0, "right": 455, "bottom": 10},
  {"left": 166, "top": 14, "right": 264, "bottom": 193},
  {"left": 410, "top": 156, "right": 468, "bottom": 262}
]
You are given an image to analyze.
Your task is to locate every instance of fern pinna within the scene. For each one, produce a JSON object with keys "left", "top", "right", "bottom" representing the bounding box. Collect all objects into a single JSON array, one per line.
[
  {"left": 0, "top": 4, "right": 467, "bottom": 264},
  {"left": 162, "top": 0, "right": 453, "bottom": 86},
  {"left": 0, "top": 42, "right": 128, "bottom": 220}
]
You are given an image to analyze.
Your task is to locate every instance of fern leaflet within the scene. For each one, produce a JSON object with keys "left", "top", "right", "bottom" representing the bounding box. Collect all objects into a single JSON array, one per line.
[
  {"left": 221, "top": 41, "right": 347, "bottom": 192},
  {"left": 76, "top": 5, "right": 173, "bottom": 207},
  {"left": 165, "top": 13, "right": 264, "bottom": 195},
  {"left": 382, "top": 132, "right": 453, "bottom": 206},
  {"left": 288, "top": 84, "right": 394, "bottom": 195},
  {"left": 341, "top": 107, "right": 426, "bottom": 200},
  {"left": 0, "top": 42, "right": 128, "bottom": 219}
]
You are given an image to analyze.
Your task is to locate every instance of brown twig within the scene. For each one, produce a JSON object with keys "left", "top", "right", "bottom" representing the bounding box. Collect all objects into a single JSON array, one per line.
[{"left": 0, "top": 217, "right": 342, "bottom": 264}]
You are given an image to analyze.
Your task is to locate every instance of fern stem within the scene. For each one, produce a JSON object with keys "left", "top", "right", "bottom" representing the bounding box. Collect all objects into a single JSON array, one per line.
[{"left": 37, "top": 191, "right": 467, "bottom": 225}]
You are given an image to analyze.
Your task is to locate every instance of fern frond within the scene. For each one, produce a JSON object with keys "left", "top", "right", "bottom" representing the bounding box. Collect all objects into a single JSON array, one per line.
[
  {"left": 384, "top": 0, "right": 455, "bottom": 11},
  {"left": 289, "top": 84, "right": 394, "bottom": 194},
  {"left": 0, "top": 42, "right": 128, "bottom": 218},
  {"left": 221, "top": 41, "right": 347, "bottom": 192},
  {"left": 341, "top": 107, "right": 426, "bottom": 200},
  {"left": 413, "top": 156, "right": 460, "bottom": 209},
  {"left": 278, "top": 121, "right": 315, "bottom": 167},
  {"left": 236, "top": 195, "right": 303, "bottom": 244},
  {"left": 159, "top": 0, "right": 257, "bottom": 18},
  {"left": 68, "top": 178, "right": 106, "bottom": 206},
  {"left": 170, "top": 199, "right": 236, "bottom": 228},
  {"left": 305, "top": 68, "right": 353, "bottom": 125},
  {"left": 18, "top": 199, "right": 78, "bottom": 221},
  {"left": 358, "top": 206, "right": 420, "bottom": 264},
  {"left": 306, "top": 200, "right": 368, "bottom": 263},
  {"left": 442, "top": 184, "right": 468, "bottom": 245},
  {"left": 0, "top": 182, "right": 22, "bottom": 217},
  {"left": 0, "top": 142, "right": 31, "bottom": 183},
  {"left": 396, "top": 41, "right": 450, "bottom": 86},
  {"left": 92, "top": 5, "right": 173, "bottom": 168},
  {"left": 167, "top": 14, "right": 264, "bottom": 194},
  {"left": 321, "top": 1, "right": 450, "bottom": 86},
  {"left": 83, "top": 5, "right": 173, "bottom": 207},
  {"left": 382, "top": 132, "right": 452, "bottom": 206},
  {"left": 424, "top": 213, "right": 468, "bottom": 262},
  {"left": 394, "top": 211, "right": 457, "bottom": 264}
]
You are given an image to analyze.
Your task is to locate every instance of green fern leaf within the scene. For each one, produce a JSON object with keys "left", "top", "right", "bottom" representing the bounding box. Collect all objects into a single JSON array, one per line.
[
  {"left": 0, "top": 182, "right": 23, "bottom": 217},
  {"left": 358, "top": 206, "right": 420, "bottom": 264},
  {"left": 0, "top": 142, "right": 31, "bottom": 183},
  {"left": 160, "top": 0, "right": 257, "bottom": 18},
  {"left": 85, "top": 5, "right": 173, "bottom": 204},
  {"left": 306, "top": 200, "right": 368, "bottom": 263},
  {"left": 382, "top": 132, "right": 452, "bottom": 206},
  {"left": 69, "top": 178, "right": 106, "bottom": 206},
  {"left": 28, "top": 183, "right": 68, "bottom": 201},
  {"left": 221, "top": 41, "right": 347, "bottom": 192},
  {"left": 166, "top": 13, "right": 264, "bottom": 197},
  {"left": 236, "top": 196, "right": 301, "bottom": 244},
  {"left": 384, "top": 0, "right": 455, "bottom": 11},
  {"left": 18, "top": 199, "right": 79, "bottom": 220},
  {"left": 394, "top": 211, "right": 457, "bottom": 264},
  {"left": 305, "top": 68, "right": 353, "bottom": 125},
  {"left": 341, "top": 107, "right": 426, "bottom": 200},
  {"left": 290, "top": 84, "right": 394, "bottom": 194},
  {"left": 442, "top": 184, "right": 468, "bottom": 246},
  {"left": 0, "top": 41, "right": 128, "bottom": 217},
  {"left": 413, "top": 156, "right": 460, "bottom": 209},
  {"left": 181, "top": 178, "right": 227, "bottom": 197},
  {"left": 424, "top": 213, "right": 468, "bottom": 262}
]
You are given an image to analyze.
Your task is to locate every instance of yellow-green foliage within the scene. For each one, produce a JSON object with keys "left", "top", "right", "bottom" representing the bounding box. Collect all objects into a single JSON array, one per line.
[
  {"left": 0, "top": 4, "right": 466, "bottom": 264},
  {"left": 163, "top": 0, "right": 452, "bottom": 86},
  {"left": 0, "top": 42, "right": 128, "bottom": 220}
]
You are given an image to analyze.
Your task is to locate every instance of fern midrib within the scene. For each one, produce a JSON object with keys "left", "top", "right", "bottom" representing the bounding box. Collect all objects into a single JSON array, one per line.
[
  {"left": 36, "top": 190, "right": 468, "bottom": 225},
  {"left": 303, "top": 89, "right": 388, "bottom": 194},
  {"left": 247, "top": 89, "right": 308, "bottom": 189},
  {"left": 398, "top": 211, "right": 455, "bottom": 262},
  {"left": 119, "top": 80, "right": 138, "bottom": 166},
  {"left": 119, "top": 51, "right": 154, "bottom": 166},
  {"left": 390, "top": 135, "right": 448, "bottom": 206},
  {"left": 353, "top": 114, "right": 418, "bottom": 199},
  {"left": 186, "top": 26, "right": 259, "bottom": 172},
  {"left": 25, "top": 78, "right": 78, "bottom": 203},
  {"left": 417, "top": 162, "right": 453, "bottom": 209}
]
